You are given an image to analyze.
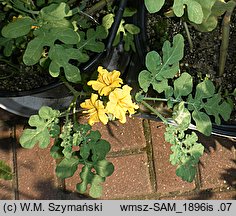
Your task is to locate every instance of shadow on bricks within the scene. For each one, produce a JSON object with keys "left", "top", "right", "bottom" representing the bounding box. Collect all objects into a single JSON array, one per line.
[{"left": 220, "top": 159, "right": 236, "bottom": 189}]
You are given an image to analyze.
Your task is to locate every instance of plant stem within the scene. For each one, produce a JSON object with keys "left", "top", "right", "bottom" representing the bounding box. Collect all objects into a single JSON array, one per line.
[
  {"left": 140, "top": 100, "right": 168, "bottom": 124},
  {"left": 142, "top": 97, "right": 181, "bottom": 104},
  {"left": 86, "top": 0, "right": 114, "bottom": 15},
  {"left": 219, "top": 2, "right": 236, "bottom": 76},
  {"left": 0, "top": 58, "right": 19, "bottom": 71},
  {"left": 183, "top": 21, "right": 193, "bottom": 53},
  {"left": 63, "top": 80, "right": 79, "bottom": 96},
  {"left": 142, "top": 97, "right": 168, "bottom": 102}
]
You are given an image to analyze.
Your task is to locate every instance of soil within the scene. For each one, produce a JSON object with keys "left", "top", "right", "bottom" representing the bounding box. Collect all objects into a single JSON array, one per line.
[
  {"left": 0, "top": 0, "right": 110, "bottom": 94},
  {"left": 145, "top": 11, "right": 236, "bottom": 121},
  {"left": 0, "top": 64, "right": 56, "bottom": 92}
]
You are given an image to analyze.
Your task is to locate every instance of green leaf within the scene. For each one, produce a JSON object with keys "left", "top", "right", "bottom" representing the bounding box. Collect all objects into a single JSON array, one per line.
[
  {"left": 138, "top": 34, "right": 184, "bottom": 93},
  {"left": 91, "top": 140, "right": 111, "bottom": 162},
  {"left": 86, "top": 130, "right": 101, "bottom": 144},
  {"left": 165, "top": 125, "right": 178, "bottom": 145},
  {"left": 40, "top": 2, "right": 70, "bottom": 21},
  {"left": 123, "top": 32, "right": 136, "bottom": 52},
  {"left": 1, "top": 17, "right": 34, "bottom": 38},
  {"left": 94, "top": 160, "right": 114, "bottom": 178},
  {"left": 76, "top": 165, "right": 105, "bottom": 198},
  {"left": 174, "top": 72, "right": 193, "bottom": 98},
  {"left": 232, "top": 88, "right": 236, "bottom": 96},
  {"left": 152, "top": 79, "right": 169, "bottom": 94},
  {"left": 124, "top": 24, "right": 140, "bottom": 35},
  {"left": 204, "top": 94, "right": 232, "bottom": 125},
  {"left": 77, "top": 26, "right": 107, "bottom": 53},
  {"left": 146, "top": 51, "right": 161, "bottom": 72},
  {"left": 123, "top": 7, "right": 137, "bottom": 17},
  {"left": 0, "top": 160, "right": 12, "bottom": 180},
  {"left": 23, "top": 27, "right": 80, "bottom": 65},
  {"left": 80, "top": 143, "right": 91, "bottom": 160},
  {"left": 19, "top": 127, "right": 51, "bottom": 149},
  {"left": 39, "top": 105, "right": 60, "bottom": 119},
  {"left": 49, "top": 123, "right": 60, "bottom": 138},
  {"left": 19, "top": 106, "right": 60, "bottom": 149},
  {"left": 102, "top": 13, "right": 114, "bottom": 30},
  {"left": 195, "top": 79, "right": 215, "bottom": 100},
  {"left": 173, "top": 0, "right": 204, "bottom": 24},
  {"left": 170, "top": 145, "right": 182, "bottom": 165},
  {"left": 56, "top": 157, "right": 79, "bottom": 179},
  {"left": 192, "top": 110, "right": 212, "bottom": 136},
  {"left": 60, "top": 120, "right": 73, "bottom": 158},
  {"left": 176, "top": 161, "right": 197, "bottom": 182},
  {"left": 49, "top": 44, "right": 88, "bottom": 82},
  {"left": 50, "top": 139, "right": 64, "bottom": 159},
  {"left": 144, "top": 0, "right": 165, "bottom": 13},
  {"left": 193, "top": 0, "right": 236, "bottom": 32},
  {"left": 173, "top": 102, "right": 191, "bottom": 131},
  {"left": 191, "top": 0, "right": 217, "bottom": 32},
  {"left": 138, "top": 70, "right": 152, "bottom": 92},
  {"left": 89, "top": 175, "right": 105, "bottom": 198},
  {"left": 0, "top": 37, "right": 14, "bottom": 57},
  {"left": 187, "top": 142, "right": 204, "bottom": 162}
]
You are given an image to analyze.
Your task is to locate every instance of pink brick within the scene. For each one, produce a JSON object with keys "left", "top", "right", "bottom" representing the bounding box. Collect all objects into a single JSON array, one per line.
[
  {"left": 80, "top": 117, "right": 146, "bottom": 153},
  {"left": 15, "top": 124, "right": 59, "bottom": 199},
  {"left": 0, "top": 109, "right": 14, "bottom": 200},
  {"left": 66, "top": 153, "right": 153, "bottom": 199},
  {"left": 198, "top": 135, "right": 236, "bottom": 190},
  {"left": 150, "top": 121, "right": 196, "bottom": 193}
]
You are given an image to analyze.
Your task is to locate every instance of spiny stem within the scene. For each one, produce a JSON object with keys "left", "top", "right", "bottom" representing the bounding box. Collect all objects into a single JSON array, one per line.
[
  {"left": 142, "top": 97, "right": 168, "bottom": 102},
  {"left": 142, "top": 97, "right": 181, "bottom": 104},
  {"left": 140, "top": 100, "right": 168, "bottom": 124},
  {"left": 183, "top": 21, "right": 193, "bottom": 53},
  {"left": 219, "top": 2, "right": 236, "bottom": 76}
]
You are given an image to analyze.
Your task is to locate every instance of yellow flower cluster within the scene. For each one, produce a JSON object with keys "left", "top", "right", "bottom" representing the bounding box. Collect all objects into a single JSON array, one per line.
[{"left": 80, "top": 66, "right": 139, "bottom": 125}]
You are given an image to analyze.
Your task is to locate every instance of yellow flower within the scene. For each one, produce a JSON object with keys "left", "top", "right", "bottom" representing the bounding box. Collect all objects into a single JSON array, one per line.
[
  {"left": 106, "top": 85, "right": 139, "bottom": 123},
  {"left": 87, "top": 66, "right": 123, "bottom": 96},
  {"left": 80, "top": 94, "right": 108, "bottom": 125}
]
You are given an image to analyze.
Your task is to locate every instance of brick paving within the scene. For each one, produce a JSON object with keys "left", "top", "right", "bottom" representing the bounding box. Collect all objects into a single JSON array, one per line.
[{"left": 0, "top": 108, "right": 236, "bottom": 200}]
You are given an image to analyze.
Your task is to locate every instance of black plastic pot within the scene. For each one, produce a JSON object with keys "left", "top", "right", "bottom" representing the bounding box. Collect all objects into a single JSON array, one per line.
[
  {"left": 128, "top": 0, "right": 236, "bottom": 139},
  {"left": 0, "top": 0, "right": 128, "bottom": 98}
]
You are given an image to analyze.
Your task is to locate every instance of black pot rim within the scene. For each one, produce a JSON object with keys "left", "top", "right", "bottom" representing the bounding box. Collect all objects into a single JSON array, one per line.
[{"left": 0, "top": 0, "right": 128, "bottom": 98}]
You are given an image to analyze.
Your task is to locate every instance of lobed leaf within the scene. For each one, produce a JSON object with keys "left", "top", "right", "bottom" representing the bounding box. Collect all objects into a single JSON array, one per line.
[
  {"left": 19, "top": 106, "right": 60, "bottom": 149},
  {"left": 173, "top": 0, "right": 203, "bottom": 24},
  {"left": 193, "top": 0, "right": 236, "bottom": 32},
  {"left": 23, "top": 27, "right": 81, "bottom": 66},
  {"left": 78, "top": 26, "right": 107, "bottom": 53},
  {"left": 76, "top": 165, "right": 105, "bottom": 198},
  {"left": 138, "top": 34, "right": 184, "bottom": 93},
  {"left": 49, "top": 44, "right": 88, "bottom": 83}
]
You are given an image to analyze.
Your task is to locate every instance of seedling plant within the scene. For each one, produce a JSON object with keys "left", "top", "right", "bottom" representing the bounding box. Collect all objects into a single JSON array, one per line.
[{"left": 0, "top": 0, "right": 236, "bottom": 198}]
